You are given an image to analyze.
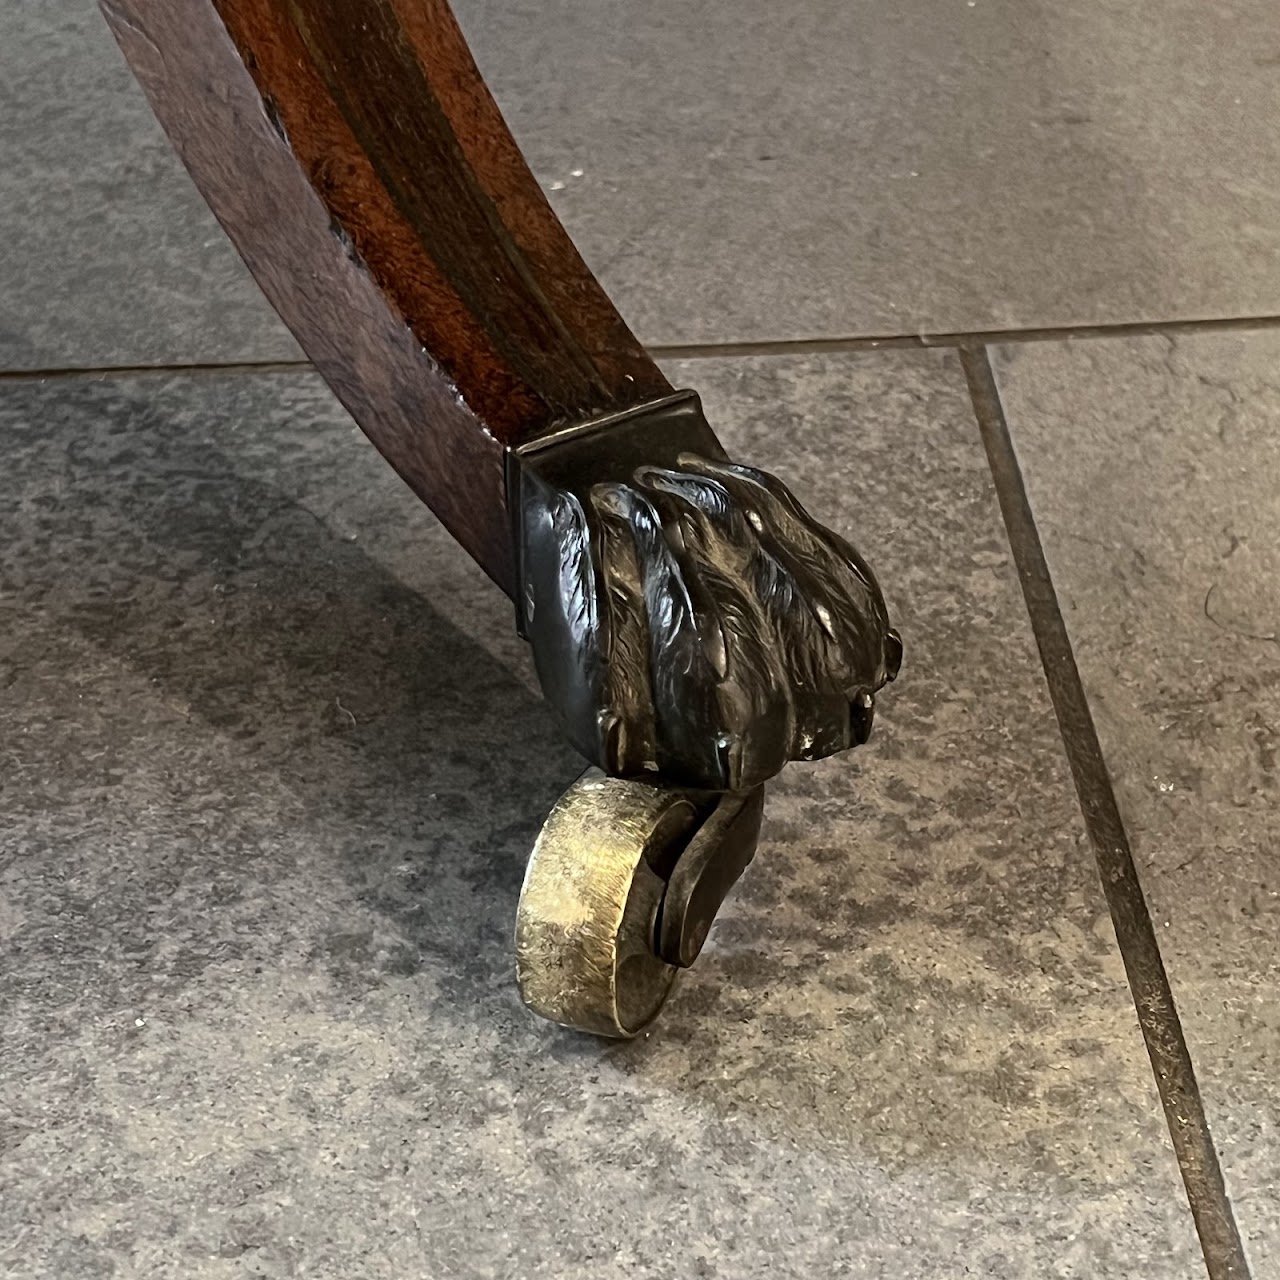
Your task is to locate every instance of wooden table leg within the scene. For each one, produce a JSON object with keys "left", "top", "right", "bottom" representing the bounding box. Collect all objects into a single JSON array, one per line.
[{"left": 100, "top": 0, "right": 902, "bottom": 1034}]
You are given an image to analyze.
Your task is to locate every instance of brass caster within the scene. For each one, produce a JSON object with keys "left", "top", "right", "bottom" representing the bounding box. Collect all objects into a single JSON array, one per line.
[{"left": 515, "top": 770, "right": 764, "bottom": 1038}]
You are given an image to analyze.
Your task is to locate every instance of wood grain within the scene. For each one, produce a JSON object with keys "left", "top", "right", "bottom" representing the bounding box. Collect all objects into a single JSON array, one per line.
[{"left": 100, "top": 0, "right": 672, "bottom": 590}]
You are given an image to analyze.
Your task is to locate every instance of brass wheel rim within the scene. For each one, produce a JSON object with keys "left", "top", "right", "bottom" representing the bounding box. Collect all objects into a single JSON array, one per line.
[{"left": 515, "top": 770, "right": 698, "bottom": 1038}]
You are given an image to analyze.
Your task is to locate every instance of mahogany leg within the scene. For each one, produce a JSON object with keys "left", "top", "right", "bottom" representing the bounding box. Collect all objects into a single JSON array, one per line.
[{"left": 100, "top": 0, "right": 902, "bottom": 1035}]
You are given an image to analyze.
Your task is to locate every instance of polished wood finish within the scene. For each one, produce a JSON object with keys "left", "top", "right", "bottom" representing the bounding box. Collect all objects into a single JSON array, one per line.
[{"left": 101, "top": 0, "right": 670, "bottom": 589}]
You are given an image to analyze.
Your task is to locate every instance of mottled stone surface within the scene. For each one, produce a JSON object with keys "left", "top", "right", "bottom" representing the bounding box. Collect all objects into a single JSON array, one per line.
[
  {"left": 461, "top": 0, "right": 1280, "bottom": 344},
  {"left": 6, "top": 0, "right": 1280, "bottom": 369},
  {"left": 994, "top": 332, "right": 1280, "bottom": 1272},
  {"left": 0, "top": 355, "right": 1198, "bottom": 1276},
  {"left": 0, "top": 2, "right": 298, "bottom": 370}
]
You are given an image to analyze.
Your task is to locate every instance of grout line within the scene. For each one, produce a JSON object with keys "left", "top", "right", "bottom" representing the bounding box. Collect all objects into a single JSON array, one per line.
[
  {"left": 0, "top": 359, "right": 313, "bottom": 383},
  {"left": 649, "top": 312, "right": 1280, "bottom": 360},
  {"left": 3, "top": 312, "right": 1280, "bottom": 385},
  {"left": 960, "top": 345, "right": 1250, "bottom": 1280}
]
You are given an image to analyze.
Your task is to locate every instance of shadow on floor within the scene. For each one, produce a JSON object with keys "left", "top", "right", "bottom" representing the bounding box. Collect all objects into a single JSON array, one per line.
[{"left": 1, "top": 370, "right": 581, "bottom": 1027}]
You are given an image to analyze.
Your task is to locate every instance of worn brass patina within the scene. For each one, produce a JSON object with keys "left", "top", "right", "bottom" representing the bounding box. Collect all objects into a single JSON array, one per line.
[
  {"left": 512, "top": 393, "right": 902, "bottom": 795},
  {"left": 516, "top": 771, "right": 770, "bottom": 1037}
]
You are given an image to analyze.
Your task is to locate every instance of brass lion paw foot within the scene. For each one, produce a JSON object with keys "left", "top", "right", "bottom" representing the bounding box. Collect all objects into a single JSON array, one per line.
[{"left": 512, "top": 394, "right": 900, "bottom": 1036}]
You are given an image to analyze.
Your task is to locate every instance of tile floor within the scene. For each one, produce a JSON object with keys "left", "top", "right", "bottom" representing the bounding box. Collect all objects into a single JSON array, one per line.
[{"left": 1, "top": 2, "right": 1277, "bottom": 1278}]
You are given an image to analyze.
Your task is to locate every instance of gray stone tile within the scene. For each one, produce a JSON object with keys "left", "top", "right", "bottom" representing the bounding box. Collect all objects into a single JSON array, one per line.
[
  {"left": 466, "top": 0, "right": 1280, "bottom": 344},
  {"left": 0, "top": 353, "right": 1197, "bottom": 1277},
  {"left": 465, "top": 0, "right": 1280, "bottom": 345},
  {"left": 0, "top": 2, "right": 297, "bottom": 370},
  {"left": 7, "top": 1, "right": 1280, "bottom": 369},
  {"left": 993, "top": 331, "right": 1280, "bottom": 1272}
]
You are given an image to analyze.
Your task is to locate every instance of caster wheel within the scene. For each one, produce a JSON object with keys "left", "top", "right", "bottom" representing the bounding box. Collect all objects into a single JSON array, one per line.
[{"left": 515, "top": 769, "right": 763, "bottom": 1038}]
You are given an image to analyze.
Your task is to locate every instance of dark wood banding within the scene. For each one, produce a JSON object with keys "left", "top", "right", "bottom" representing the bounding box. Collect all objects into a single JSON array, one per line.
[{"left": 100, "top": 0, "right": 672, "bottom": 590}]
